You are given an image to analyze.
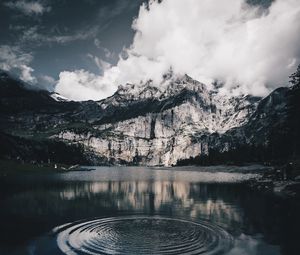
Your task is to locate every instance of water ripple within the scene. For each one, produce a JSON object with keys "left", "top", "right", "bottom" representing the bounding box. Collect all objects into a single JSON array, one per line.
[{"left": 54, "top": 216, "right": 233, "bottom": 255}]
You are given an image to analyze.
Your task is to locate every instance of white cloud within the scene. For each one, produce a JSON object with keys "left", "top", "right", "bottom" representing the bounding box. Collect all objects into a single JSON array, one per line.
[
  {"left": 20, "top": 26, "right": 98, "bottom": 45},
  {"left": 0, "top": 45, "right": 37, "bottom": 84},
  {"left": 4, "top": 0, "right": 51, "bottom": 16},
  {"left": 55, "top": 70, "right": 116, "bottom": 101},
  {"left": 38, "top": 74, "right": 56, "bottom": 90},
  {"left": 19, "top": 64, "right": 36, "bottom": 83},
  {"left": 0, "top": 45, "right": 33, "bottom": 70},
  {"left": 87, "top": 53, "right": 111, "bottom": 72},
  {"left": 56, "top": 0, "right": 300, "bottom": 100},
  {"left": 40, "top": 74, "right": 55, "bottom": 85},
  {"left": 94, "top": 39, "right": 114, "bottom": 59}
]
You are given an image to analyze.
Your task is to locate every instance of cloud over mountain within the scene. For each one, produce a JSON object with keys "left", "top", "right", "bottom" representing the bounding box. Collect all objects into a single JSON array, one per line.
[
  {"left": 0, "top": 45, "right": 36, "bottom": 83},
  {"left": 56, "top": 0, "right": 300, "bottom": 100},
  {"left": 56, "top": 70, "right": 116, "bottom": 101}
]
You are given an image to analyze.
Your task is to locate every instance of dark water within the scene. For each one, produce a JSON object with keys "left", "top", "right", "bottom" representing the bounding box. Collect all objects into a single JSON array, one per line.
[{"left": 0, "top": 166, "right": 299, "bottom": 255}]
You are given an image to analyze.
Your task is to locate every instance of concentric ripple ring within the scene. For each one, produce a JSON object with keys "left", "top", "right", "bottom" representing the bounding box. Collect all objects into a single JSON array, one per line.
[{"left": 54, "top": 216, "right": 233, "bottom": 255}]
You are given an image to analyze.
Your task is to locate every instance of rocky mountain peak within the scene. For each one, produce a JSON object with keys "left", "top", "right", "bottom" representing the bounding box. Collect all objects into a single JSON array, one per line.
[
  {"left": 1, "top": 68, "right": 298, "bottom": 167},
  {"left": 105, "top": 73, "right": 208, "bottom": 103},
  {"left": 98, "top": 73, "right": 261, "bottom": 134}
]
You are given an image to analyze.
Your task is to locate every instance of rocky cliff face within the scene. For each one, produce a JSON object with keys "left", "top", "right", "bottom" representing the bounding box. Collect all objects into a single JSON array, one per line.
[
  {"left": 1, "top": 70, "right": 298, "bottom": 166},
  {"left": 53, "top": 75, "right": 261, "bottom": 166}
]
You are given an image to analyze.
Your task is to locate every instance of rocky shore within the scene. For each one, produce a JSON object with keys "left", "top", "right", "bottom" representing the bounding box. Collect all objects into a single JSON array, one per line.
[{"left": 247, "top": 162, "right": 300, "bottom": 199}]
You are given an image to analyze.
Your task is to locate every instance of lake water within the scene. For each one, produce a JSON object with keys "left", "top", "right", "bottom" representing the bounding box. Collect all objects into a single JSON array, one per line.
[{"left": 0, "top": 166, "right": 299, "bottom": 255}]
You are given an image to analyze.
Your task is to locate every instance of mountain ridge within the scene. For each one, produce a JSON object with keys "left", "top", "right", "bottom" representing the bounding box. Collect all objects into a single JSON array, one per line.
[{"left": 0, "top": 70, "right": 299, "bottom": 166}]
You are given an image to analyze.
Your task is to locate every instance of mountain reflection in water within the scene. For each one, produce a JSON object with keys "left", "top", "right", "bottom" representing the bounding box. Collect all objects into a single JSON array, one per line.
[
  {"left": 0, "top": 166, "right": 298, "bottom": 255},
  {"left": 58, "top": 181, "right": 244, "bottom": 228}
]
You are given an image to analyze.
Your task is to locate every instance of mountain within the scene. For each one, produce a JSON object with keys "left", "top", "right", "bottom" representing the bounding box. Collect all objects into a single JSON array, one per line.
[{"left": 0, "top": 70, "right": 299, "bottom": 166}]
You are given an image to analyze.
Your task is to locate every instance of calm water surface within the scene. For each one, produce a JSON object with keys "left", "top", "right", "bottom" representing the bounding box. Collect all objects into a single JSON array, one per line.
[{"left": 0, "top": 166, "right": 299, "bottom": 255}]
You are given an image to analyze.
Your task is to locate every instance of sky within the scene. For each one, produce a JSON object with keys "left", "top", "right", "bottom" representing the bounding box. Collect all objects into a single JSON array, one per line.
[
  {"left": 0, "top": 0, "right": 300, "bottom": 101},
  {"left": 0, "top": 0, "right": 145, "bottom": 91}
]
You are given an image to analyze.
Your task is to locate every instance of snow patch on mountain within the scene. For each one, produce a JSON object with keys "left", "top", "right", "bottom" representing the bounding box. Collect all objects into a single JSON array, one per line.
[{"left": 50, "top": 92, "right": 69, "bottom": 102}]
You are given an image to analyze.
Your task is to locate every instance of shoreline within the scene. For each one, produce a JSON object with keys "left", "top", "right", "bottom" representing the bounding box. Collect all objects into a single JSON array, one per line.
[
  {"left": 246, "top": 166, "right": 300, "bottom": 199},
  {"left": 0, "top": 159, "right": 87, "bottom": 175},
  {"left": 1, "top": 160, "right": 300, "bottom": 200}
]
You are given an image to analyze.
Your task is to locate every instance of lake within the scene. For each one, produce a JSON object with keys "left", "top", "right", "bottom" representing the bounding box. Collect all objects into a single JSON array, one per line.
[{"left": 0, "top": 166, "right": 299, "bottom": 255}]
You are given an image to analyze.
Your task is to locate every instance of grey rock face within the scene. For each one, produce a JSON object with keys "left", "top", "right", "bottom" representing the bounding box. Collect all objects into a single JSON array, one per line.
[
  {"left": 3, "top": 70, "right": 296, "bottom": 166},
  {"left": 54, "top": 75, "right": 261, "bottom": 166}
]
